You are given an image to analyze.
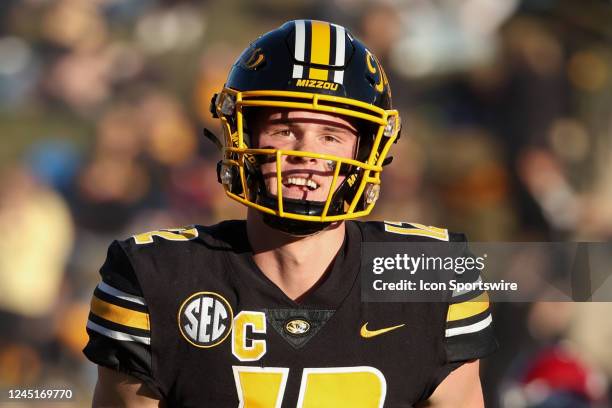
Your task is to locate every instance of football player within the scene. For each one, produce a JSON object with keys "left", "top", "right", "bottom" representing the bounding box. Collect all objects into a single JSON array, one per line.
[{"left": 85, "top": 20, "right": 496, "bottom": 407}]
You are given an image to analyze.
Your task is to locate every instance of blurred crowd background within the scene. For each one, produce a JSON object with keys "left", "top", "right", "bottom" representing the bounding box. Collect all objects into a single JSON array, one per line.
[{"left": 1, "top": 0, "right": 612, "bottom": 406}]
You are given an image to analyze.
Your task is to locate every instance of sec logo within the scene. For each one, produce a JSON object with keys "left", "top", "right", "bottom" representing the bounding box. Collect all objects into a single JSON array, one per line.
[{"left": 178, "top": 292, "right": 233, "bottom": 348}]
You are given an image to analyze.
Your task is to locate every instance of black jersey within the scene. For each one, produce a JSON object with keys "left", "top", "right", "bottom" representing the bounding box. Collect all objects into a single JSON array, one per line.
[{"left": 84, "top": 220, "right": 496, "bottom": 407}]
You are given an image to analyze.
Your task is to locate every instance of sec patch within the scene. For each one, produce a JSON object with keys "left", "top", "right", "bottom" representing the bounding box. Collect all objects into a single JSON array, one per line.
[{"left": 178, "top": 292, "right": 233, "bottom": 348}]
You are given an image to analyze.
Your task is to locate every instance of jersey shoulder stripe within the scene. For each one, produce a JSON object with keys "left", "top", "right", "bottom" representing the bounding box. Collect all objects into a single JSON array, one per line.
[
  {"left": 445, "top": 314, "right": 492, "bottom": 338},
  {"left": 86, "top": 319, "right": 151, "bottom": 345},
  {"left": 97, "top": 281, "right": 146, "bottom": 306},
  {"left": 444, "top": 284, "right": 496, "bottom": 361},
  {"left": 447, "top": 292, "right": 489, "bottom": 322},
  {"left": 90, "top": 294, "right": 150, "bottom": 331},
  {"left": 94, "top": 285, "right": 147, "bottom": 312},
  {"left": 87, "top": 241, "right": 151, "bottom": 345}
]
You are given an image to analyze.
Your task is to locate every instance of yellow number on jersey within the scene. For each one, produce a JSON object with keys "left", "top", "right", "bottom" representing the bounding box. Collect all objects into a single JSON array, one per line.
[
  {"left": 383, "top": 221, "right": 449, "bottom": 241},
  {"left": 233, "top": 366, "right": 289, "bottom": 408},
  {"left": 232, "top": 366, "right": 386, "bottom": 408},
  {"left": 133, "top": 227, "right": 199, "bottom": 245},
  {"left": 298, "top": 367, "right": 386, "bottom": 408}
]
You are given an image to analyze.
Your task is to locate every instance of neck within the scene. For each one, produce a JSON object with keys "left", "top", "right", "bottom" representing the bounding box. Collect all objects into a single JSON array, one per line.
[{"left": 246, "top": 210, "right": 346, "bottom": 301}]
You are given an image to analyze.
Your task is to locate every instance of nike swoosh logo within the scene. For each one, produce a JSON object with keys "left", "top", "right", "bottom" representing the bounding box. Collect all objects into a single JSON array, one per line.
[{"left": 360, "top": 322, "right": 405, "bottom": 338}]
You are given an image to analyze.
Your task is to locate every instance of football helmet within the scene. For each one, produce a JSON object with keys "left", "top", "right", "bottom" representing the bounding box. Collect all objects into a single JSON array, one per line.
[{"left": 210, "top": 20, "right": 400, "bottom": 234}]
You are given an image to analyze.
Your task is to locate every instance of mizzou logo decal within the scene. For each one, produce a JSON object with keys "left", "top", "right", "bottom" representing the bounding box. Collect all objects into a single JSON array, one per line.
[{"left": 294, "top": 78, "right": 339, "bottom": 90}]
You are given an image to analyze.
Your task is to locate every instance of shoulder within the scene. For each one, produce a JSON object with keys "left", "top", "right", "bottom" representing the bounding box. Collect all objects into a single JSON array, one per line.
[
  {"left": 117, "top": 220, "right": 247, "bottom": 259},
  {"left": 100, "top": 220, "right": 246, "bottom": 290},
  {"left": 353, "top": 220, "right": 467, "bottom": 243}
]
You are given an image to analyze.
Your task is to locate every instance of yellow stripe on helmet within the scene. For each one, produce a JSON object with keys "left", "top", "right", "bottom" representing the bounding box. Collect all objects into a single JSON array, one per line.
[{"left": 309, "top": 21, "right": 331, "bottom": 80}]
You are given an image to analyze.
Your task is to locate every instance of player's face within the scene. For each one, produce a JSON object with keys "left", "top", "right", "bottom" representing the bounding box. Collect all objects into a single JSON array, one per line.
[{"left": 252, "top": 109, "right": 358, "bottom": 202}]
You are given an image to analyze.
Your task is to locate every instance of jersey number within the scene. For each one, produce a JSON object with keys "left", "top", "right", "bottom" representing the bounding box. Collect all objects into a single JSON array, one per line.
[
  {"left": 233, "top": 366, "right": 386, "bottom": 408},
  {"left": 133, "top": 227, "right": 198, "bottom": 244},
  {"left": 383, "top": 221, "right": 449, "bottom": 241}
]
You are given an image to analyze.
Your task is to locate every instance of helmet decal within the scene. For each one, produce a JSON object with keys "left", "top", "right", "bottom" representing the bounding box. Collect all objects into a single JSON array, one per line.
[
  {"left": 239, "top": 47, "right": 266, "bottom": 71},
  {"left": 292, "top": 20, "right": 306, "bottom": 77},
  {"left": 332, "top": 23, "right": 346, "bottom": 83},
  {"left": 291, "top": 20, "right": 347, "bottom": 85},
  {"left": 366, "top": 49, "right": 388, "bottom": 94}
]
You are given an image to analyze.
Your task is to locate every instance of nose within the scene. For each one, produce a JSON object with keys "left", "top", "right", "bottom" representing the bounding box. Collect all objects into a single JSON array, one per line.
[
  {"left": 293, "top": 132, "right": 318, "bottom": 152},
  {"left": 287, "top": 134, "right": 319, "bottom": 164},
  {"left": 286, "top": 152, "right": 318, "bottom": 165}
]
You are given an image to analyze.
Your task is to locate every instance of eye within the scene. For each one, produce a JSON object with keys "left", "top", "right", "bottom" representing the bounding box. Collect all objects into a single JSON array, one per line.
[
  {"left": 272, "top": 129, "right": 292, "bottom": 137},
  {"left": 322, "top": 135, "right": 341, "bottom": 143}
]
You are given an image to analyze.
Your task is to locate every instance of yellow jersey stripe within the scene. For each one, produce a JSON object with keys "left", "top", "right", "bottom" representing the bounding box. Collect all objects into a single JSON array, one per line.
[
  {"left": 90, "top": 295, "right": 150, "bottom": 331},
  {"left": 309, "top": 21, "right": 330, "bottom": 80},
  {"left": 447, "top": 292, "right": 490, "bottom": 322}
]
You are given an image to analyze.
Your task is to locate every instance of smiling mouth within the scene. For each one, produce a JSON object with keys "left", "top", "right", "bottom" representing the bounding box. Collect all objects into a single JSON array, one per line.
[{"left": 282, "top": 176, "right": 320, "bottom": 191}]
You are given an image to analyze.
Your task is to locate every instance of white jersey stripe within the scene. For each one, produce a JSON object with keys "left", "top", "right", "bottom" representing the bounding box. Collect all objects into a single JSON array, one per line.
[
  {"left": 293, "top": 20, "right": 306, "bottom": 78},
  {"left": 445, "top": 314, "right": 492, "bottom": 338},
  {"left": 333, "top": 24, "right": 345, "bottom": 84},
  {"left": 97, "top": 281, "right": 146, "bottom": 306},
  {"left": 87, "top": 320, "right": 151, "bottom": 345},
  {"left": 451, "top": 277, "right": 482, "bottom": 298}
]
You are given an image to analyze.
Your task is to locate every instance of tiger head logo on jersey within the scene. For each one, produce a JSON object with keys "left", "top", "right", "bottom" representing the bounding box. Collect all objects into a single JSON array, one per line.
[{"left": 208, "top": 20, "right": 401, "bottom": 235}]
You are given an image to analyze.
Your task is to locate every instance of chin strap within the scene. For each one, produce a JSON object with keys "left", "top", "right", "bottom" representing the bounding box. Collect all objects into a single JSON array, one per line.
[
  {"left": 255, "top": 182, "right": 341, "bottom": 235},
  {"left": 262, "top": 213, "right": 332, "bottom": 236}
]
